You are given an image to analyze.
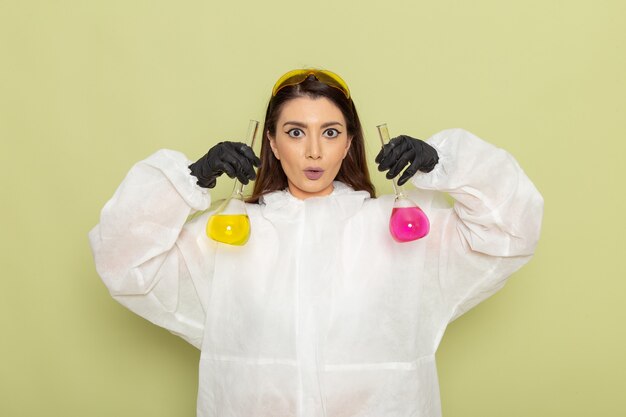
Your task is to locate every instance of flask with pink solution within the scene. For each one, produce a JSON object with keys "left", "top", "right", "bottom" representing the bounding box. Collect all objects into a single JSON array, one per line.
[{"left": 377, "top": 124, "right": 430, "bottom": 242}]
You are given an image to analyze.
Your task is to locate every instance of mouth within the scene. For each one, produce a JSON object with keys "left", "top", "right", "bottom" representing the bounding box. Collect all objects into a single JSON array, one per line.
[{"left": 303, "top": 167, "right": 324, "bottom": 180}]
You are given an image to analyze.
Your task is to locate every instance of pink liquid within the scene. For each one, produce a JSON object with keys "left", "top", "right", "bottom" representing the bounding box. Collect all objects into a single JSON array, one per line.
[{"left": 389, "top": 207, "right": 430, "bottom": 242}]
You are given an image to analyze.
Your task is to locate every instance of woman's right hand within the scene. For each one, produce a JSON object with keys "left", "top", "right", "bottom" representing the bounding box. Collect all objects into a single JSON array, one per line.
[{"left": 188, "top": 141, "right": 261, "bottom": 188}]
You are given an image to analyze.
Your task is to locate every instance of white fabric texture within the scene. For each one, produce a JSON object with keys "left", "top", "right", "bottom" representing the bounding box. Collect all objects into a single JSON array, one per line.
[{"left": 89, "top": 128, "right": 543, "bottom": 417}]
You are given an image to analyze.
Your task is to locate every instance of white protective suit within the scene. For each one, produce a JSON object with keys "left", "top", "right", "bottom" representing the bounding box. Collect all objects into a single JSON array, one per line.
[{"left": 89, "top": 128, "right": 543, "bottom": 417}]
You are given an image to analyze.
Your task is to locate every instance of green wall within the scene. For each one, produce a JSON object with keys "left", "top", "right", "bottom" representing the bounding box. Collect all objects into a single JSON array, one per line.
[{"left": 1, "top": 0, "right": 624, "bottom": 416}]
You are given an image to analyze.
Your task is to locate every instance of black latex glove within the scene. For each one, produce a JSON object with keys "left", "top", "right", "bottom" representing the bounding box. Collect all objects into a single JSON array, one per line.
[
  {"left": 188, "top": 141, "right": 261, "bottom": 188},
  {"left": 375, "top": 135, "right": 439, "bottom": 186}
]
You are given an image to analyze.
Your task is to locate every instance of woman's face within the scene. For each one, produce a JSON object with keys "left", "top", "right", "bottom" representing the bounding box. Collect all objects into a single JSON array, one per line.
[{"left": 268, "top": 96, "right": 352, "bottom": 199}]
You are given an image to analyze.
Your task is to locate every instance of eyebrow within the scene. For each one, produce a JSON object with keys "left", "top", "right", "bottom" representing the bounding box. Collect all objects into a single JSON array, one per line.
[{"left": 282, "top": 121, "right": 344, "bottom": 129}]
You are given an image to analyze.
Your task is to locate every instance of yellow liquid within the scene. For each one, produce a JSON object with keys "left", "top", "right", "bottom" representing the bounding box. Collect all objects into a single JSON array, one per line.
[{"left": 206, "top": 214, "right": 251, "bottom": 246}]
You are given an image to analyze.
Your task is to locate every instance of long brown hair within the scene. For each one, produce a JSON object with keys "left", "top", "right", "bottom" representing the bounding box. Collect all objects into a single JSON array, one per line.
[{"left": 248, "top": 74, "right": 375, "bottom": 203}]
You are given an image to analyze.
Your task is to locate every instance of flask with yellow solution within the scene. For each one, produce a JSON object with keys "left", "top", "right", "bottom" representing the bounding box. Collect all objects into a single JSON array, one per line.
[
  {"left": 207, "top": 212, "right": 251, "bottom": 246},
  {"left": 206, "top": 120, "right": 259, "bottom": 246}
]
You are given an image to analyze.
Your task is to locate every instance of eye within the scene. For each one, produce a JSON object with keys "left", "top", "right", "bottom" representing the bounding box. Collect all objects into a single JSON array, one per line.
[
  {"left": 286, "top": 128, "right": 304, "bottom": 138},
  {"left": 324, "top": 128, "right": 341, "bottom": 138}
]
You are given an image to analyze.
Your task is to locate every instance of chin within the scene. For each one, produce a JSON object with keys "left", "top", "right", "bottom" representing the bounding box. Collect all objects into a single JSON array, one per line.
[{"left": 291, "top": 180, "right": 335, "bottom": 198}]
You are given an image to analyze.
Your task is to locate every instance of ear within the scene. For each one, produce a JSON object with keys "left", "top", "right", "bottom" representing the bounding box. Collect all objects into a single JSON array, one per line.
[
  {"left": 267, "top": 130, "right": 280, "bottom": 160},
  {"left": 343, "top": 135, "right": 353, "bottom": 159}
]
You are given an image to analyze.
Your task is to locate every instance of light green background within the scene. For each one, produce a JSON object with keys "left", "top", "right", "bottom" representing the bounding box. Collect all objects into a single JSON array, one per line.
[{"left": 1, "top": 0, "right": 624, "bottom": 416}]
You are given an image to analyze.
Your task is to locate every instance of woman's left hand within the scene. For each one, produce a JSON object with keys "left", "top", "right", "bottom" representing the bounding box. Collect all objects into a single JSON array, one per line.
[{"left": 375, "top": 135, "right": 439, "bottom": 186}]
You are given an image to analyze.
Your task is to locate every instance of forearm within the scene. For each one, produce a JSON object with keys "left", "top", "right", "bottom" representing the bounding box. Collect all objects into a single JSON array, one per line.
[
  {"left": 411, "top": 128, "right": 544, "bottom": 257},
  {"left": 89, "top": 149, "right": 212, "bottom": 295}
]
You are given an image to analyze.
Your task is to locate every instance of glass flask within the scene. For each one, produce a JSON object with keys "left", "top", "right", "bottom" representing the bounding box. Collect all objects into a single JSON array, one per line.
[
  {"left": 377, "top": 123, "right": 430, "bottom": 242},
  {"left": 206, "top": 120, "right": 259, "bottom": 246}
]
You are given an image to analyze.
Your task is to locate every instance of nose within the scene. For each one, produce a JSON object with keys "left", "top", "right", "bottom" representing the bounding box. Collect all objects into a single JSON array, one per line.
[{"left": 306, "top": 136, "right": 321, "bottom": 160}]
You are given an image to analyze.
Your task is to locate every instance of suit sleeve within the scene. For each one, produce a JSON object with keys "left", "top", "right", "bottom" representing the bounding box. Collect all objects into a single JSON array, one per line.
[
  {"left": 411, "top": 129, "right": 544, "bottom": 322},
  {"left": 88, "top": 149, "right": 215, "bottom": 348}
]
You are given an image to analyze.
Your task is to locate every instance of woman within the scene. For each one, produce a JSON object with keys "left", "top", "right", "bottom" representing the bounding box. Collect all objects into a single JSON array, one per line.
[{"left": 89, "top": 69, "right": 543, "bottom": 417}]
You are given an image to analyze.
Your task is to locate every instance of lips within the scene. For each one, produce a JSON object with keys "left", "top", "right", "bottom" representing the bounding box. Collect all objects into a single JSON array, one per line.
[{"left": 304, "top": 167, "right": 324, "bottom": 180}]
